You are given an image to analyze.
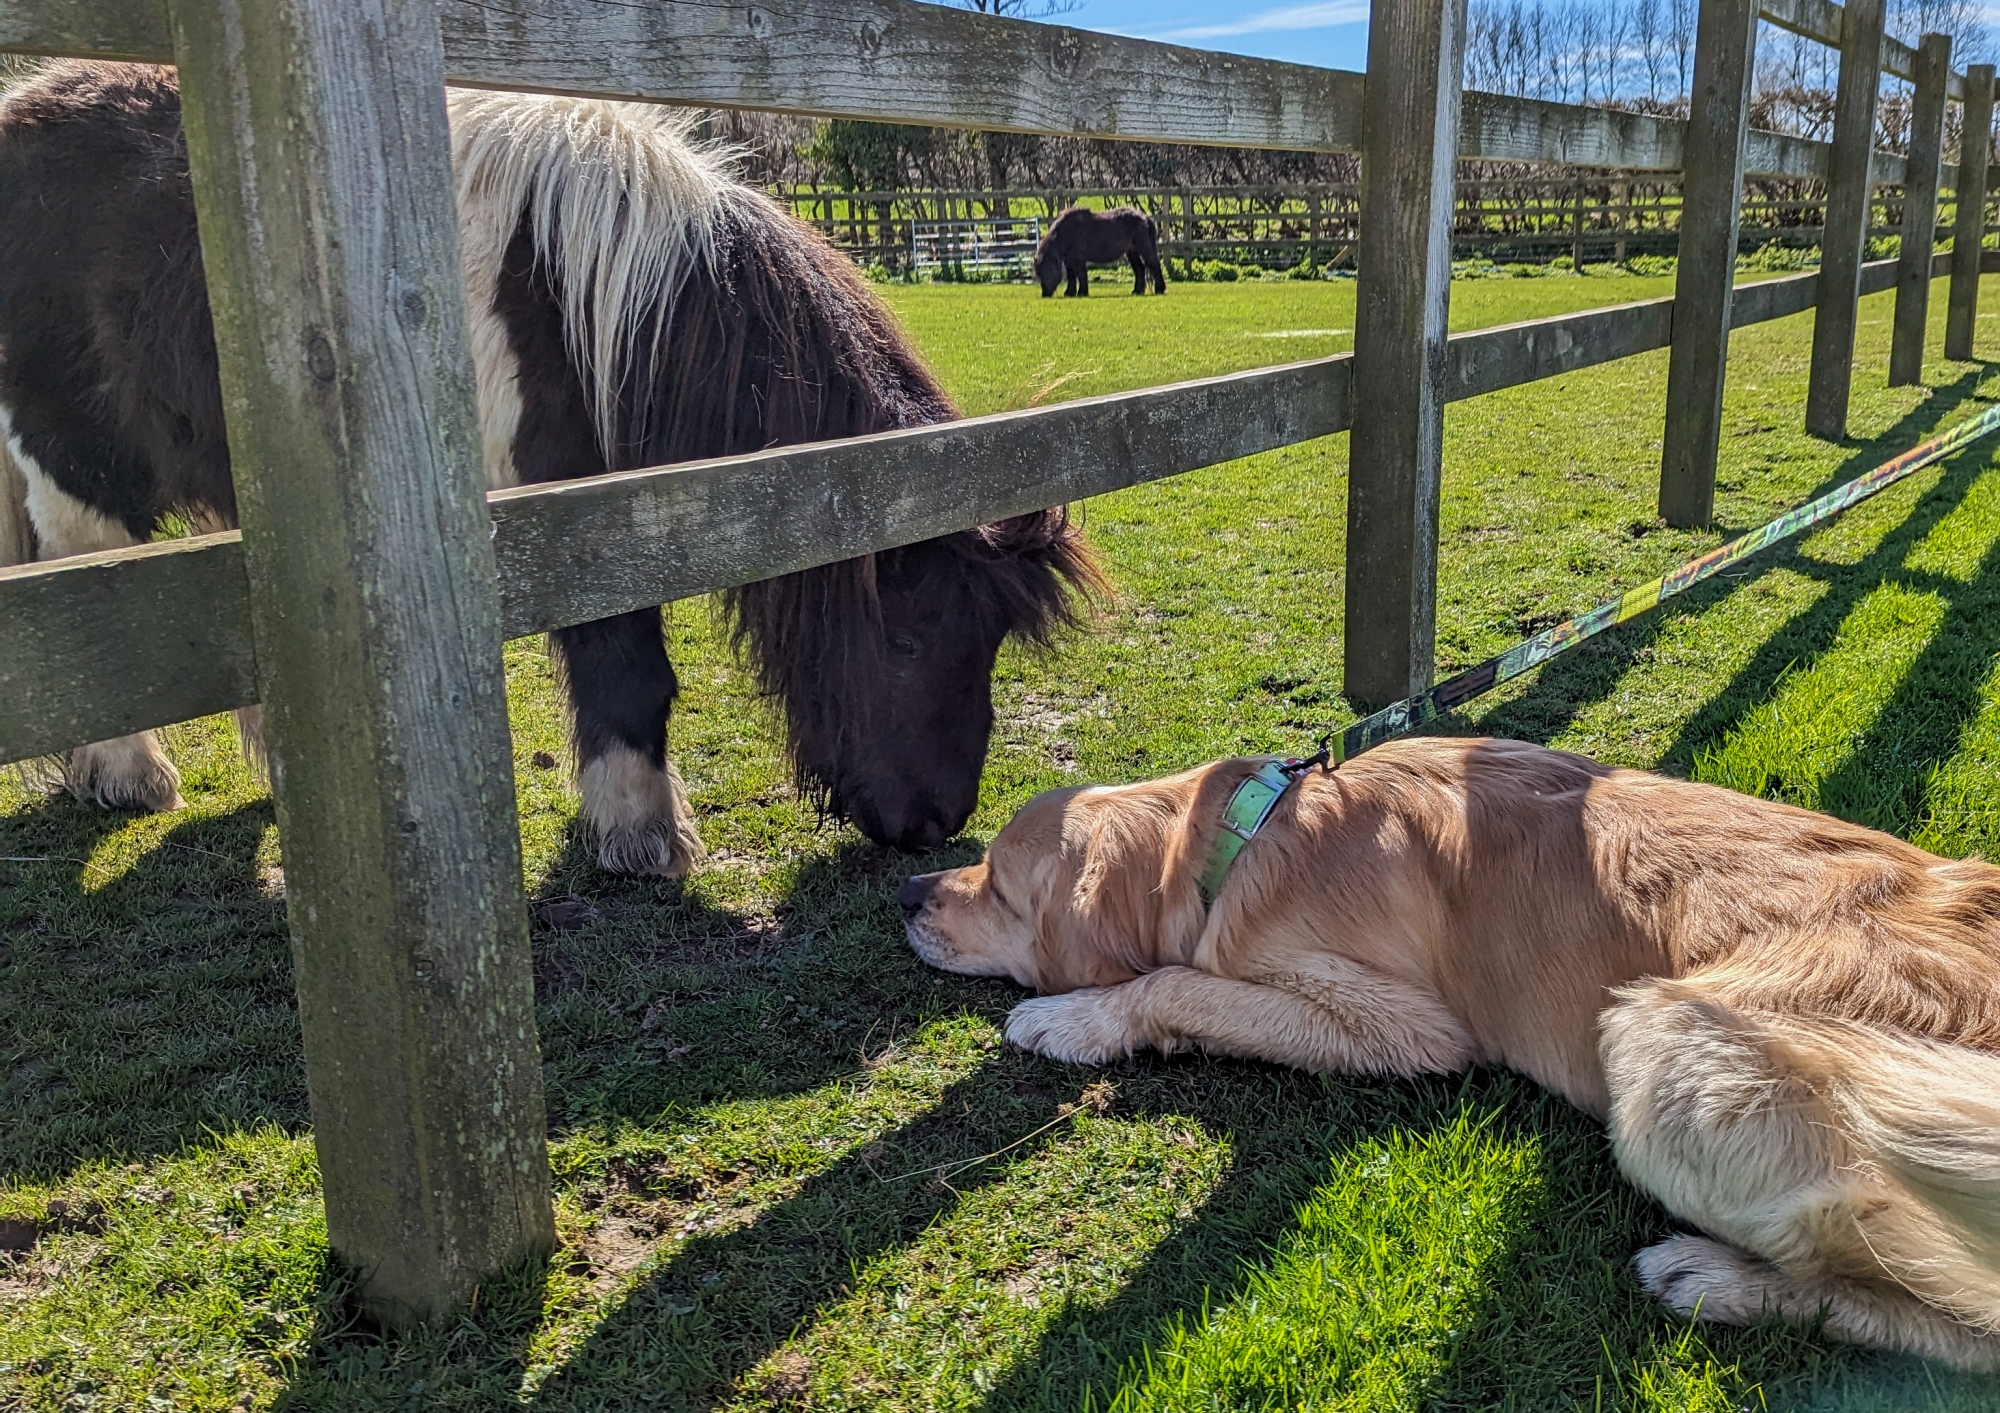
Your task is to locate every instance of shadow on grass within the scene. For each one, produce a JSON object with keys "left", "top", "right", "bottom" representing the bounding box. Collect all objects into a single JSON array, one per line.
[
  {"left": 1649, "top": 432, "right": 2000, "bottom": 793},
  {"left": 527, "top": 1050, "right": 1144, "bottom": 1409},
  {"left": 963, "top": 1070, "right": 1676, "bottom": 1413},
  {"left": 531, "top": 828, "right": 989, "bottom": 1133},
  {"left": 0, "top": 793, "right": 300, "bottom": 1182},
  {"left": 1478, "top": 377, "right": 2000, "bottom": 762},
  {"left": 1738, "top": 511, "right": 2000, "bottom": 837}
]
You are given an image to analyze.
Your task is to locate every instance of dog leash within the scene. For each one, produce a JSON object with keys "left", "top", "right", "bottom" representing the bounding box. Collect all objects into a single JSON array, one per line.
[{"left": 1197, "top": 400, "right": 2000, "bottom": 908}]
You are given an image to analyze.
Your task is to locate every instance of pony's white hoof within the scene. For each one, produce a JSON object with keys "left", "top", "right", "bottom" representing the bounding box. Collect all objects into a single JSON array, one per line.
[
  {"left": 65, "top": 735, "right": 183, "bottom": 812},
  {"left": 594, "top": 820, "right": 703, "bottom": 879},
  {"left": 578, "top": 745, "right": 707, "bottom": 878},
  {"left": 1005, "top": 991, "right": 1134, "bottom": 1066},
  {"left": 1635, "top": 1235, "right": 1773, "bottom": 1325}
]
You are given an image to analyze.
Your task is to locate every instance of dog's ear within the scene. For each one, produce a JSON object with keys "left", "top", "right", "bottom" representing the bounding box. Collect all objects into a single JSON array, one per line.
[{"left": 1032, "top": 789, "right": 1180, "bottom": 991}]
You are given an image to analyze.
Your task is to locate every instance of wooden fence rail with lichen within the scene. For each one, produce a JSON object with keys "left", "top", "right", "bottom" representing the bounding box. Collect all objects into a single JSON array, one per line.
[{"left": 0, "top": 0, "right": 1989, "bottom": 1323}]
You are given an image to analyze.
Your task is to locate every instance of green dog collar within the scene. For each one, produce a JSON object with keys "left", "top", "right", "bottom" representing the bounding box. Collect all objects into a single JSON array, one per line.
[{"left": 1197, "top": 757, "right": 1307, "bottom": 908}]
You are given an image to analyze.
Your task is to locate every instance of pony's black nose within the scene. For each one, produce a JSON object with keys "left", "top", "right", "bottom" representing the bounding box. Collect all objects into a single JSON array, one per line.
[{"left": 899, "top": 874, "right": 937, "bottom": 917}]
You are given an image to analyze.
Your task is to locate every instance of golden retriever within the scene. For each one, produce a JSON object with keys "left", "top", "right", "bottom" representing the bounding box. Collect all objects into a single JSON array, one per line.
[{"left": 899, "top": 736, "right": 2000, "bottom": 1368}]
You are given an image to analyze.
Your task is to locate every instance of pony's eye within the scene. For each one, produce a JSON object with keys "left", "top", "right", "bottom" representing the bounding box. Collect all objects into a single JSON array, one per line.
[{"left": 890, "top": 634, "right": 922, "bottom": 658}]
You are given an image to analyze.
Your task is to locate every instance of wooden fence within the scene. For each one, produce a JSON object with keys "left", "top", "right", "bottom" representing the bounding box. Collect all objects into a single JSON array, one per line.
[
  {"left": 0, "top": 0, "right": 1990, "bottom": 1324},
  {"left": 777, "top": 180, "right": 1999, "bottom": 270}
]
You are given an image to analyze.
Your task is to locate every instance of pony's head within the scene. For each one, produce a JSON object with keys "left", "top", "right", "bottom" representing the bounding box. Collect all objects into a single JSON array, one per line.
[
  {"left": 1034, "top": 242, "right": 1064, "bottom": 297},
  {"left": 727, "top": 508, "right": 1102, "bottom": 851}
]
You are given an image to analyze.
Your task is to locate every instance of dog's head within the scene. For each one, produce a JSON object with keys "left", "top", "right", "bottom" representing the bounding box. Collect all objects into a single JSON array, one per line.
[{"left": 899, "top": 767, "right": 1219, "bottom": 993}]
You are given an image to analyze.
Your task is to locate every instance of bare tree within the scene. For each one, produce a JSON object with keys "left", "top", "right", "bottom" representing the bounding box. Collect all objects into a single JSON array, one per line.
[
  {"left": 1634, "top": 0, "right": 1665, "bottom": 102},
  {"left": 1889, "top": 0, "right": 1987, "bottom": 62},
  {"left": 1670, "top": 0, "right": 1696, "bottom": 97},
  {"left": 945, "top": 0, "right": 1079, "bottom": 15}
]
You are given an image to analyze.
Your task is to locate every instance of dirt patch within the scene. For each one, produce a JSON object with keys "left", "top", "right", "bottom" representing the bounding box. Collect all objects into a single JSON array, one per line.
[{"left": 755, "top": 1350, "right": 815, "bottom": 1405}]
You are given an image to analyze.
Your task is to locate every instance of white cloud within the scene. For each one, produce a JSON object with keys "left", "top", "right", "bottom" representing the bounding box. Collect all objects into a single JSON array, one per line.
[{"left": 1147, "top": 2, "right": 1370, "bottom": 42}]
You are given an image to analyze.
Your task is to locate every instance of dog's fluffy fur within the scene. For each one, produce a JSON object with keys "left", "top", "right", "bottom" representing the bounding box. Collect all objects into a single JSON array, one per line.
[{"left": 901, "top": 736, "right": 2000, "bottom": 1368}]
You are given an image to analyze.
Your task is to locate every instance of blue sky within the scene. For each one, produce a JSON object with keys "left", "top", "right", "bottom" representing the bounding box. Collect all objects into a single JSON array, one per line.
[{"left": 1076, "top": 0, "right": 1371, "bottom": 71}]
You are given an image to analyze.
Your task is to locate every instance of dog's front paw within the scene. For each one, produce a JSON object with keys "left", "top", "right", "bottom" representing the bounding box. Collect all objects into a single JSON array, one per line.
[
  {"left": 1005, "top": 991, "right": 1136, "bottom": 1065},
  {"left": 1634, "top": 1235, "right": 1775, "bottom": 1326}
]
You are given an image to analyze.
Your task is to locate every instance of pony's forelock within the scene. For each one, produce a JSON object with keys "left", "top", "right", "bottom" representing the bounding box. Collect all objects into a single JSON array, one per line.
[{"left": 448, "top": 90, "right": 755, "bottom": 464}]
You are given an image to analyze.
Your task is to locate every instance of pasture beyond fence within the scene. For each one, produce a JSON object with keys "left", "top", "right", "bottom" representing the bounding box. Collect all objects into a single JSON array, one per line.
[
  {"left": 777, "top": 179, "right": 1999, "bottom": 273},
  {"left": 0, "top": 0, "right": 1991, "bottom": 1324}
]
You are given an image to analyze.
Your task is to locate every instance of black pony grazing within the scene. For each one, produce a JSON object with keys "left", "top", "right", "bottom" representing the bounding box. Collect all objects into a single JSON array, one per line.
[
  {"left": 1033, "top": 206, "right": 1167, "bottom": 298},
  {"left": 0, "top": 64, "right": 1101, "bottom": 874}
]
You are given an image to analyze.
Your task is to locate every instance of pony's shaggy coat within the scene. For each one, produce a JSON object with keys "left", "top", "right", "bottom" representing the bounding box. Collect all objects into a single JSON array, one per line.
[
  {"left": 0, "top": 64, "right": 1096, "bottom": 866},
  {"left": 901, "top": 737, "right": 2000, "bottom": 1369}
]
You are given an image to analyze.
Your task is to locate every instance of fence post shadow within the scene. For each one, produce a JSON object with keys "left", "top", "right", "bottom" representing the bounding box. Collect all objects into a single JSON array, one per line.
[
  {"left": 964, "top": 1070, "right": 1604, "bottom": 1413},
  {"left": 1471, "top": 371, "right": 1999, "bottom": 756},
  {"left": 1, "top": 793, "right": 300, "bottom": 1182},
  {"left": 518, "top": 1061, "right": 1073, "bottom": 1408}
]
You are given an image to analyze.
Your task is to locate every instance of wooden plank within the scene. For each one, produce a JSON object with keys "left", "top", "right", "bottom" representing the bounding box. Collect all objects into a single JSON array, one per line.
[
  {"left": 0, "top": 0, "right": 1911, "bottom": 178},
  {"left": 1730, "top": 270, "right": 1821, "bottom": 326},
  {"left": 1457, "top": 92, "right": 1680, "bottom": 169},
  {"left": 0, "top": 535, "right": 255, "bottom": 750},
  {"left": 168, "top": 0, "right": 552, "bottom": 1326},
  {"left": 1948, "top": 65, "right": 1995, "bottom": 360},
  {"left": 490, "top": 358, "right": 1353, "bottom": 631},
  {"left": 1891, "top": 33, "right": 1952, "bottom": 386},
  {"left": 1807, "top": 0, "right": 1887, "bottom": 440},
  {"left": 1662, "top": 0, "right": 1760, "bottom": 529},
  {"left": 0, "top": 254, "right": 1939, "bottom": 768},
  {"left": 439, "top": 0, "right": 1364, "bottom": 151},
  {"left": 0, "top": 355, "right": 1355, "bottom": 764},
  {"left": 0, "top": 0, "right": 164, "bottom": 58},
  {"left": 10, "top": 0, "right": 1365, "bottom": 151},
  {"left": 1344, "top": 0, "right": 1467, "bottom": 708},
  {"left": 1446, "top": 298, "right": 1674, "bottom": 401}
]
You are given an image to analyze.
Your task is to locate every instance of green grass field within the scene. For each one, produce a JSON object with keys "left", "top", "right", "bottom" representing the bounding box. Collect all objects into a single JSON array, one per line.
[{"left": 6, "top": 269, "right": 2000, "bottom": 1411}]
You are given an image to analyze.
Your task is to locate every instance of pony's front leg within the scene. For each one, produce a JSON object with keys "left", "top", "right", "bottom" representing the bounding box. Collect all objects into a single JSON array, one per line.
[
  {"left": 550, "top": 608, "right": 706, "bottom": 878},
  {"left": 7, "top": 442, "right": 181, "bottom": 810},
  {"left": 1128, "top": 251, "right": 1146, "bottom": 295}
]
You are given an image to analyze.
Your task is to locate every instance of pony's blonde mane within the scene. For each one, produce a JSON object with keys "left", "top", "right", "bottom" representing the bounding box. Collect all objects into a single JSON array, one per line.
[{"left": 447, "top": 91, "right": 757, "bottom": 465}]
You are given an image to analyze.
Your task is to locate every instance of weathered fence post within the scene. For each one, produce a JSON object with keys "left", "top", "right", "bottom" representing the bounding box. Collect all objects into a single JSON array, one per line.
[
  {"left": 167, "top": 0, "right": 555, "bottom": 1324},
  {"left": 1891, "top": 32, "right": 1952, "bottom": 386},
  {"left": 1947, "top": 63, "right": 1996, "bottom": 360},
  {"left": 1345, "top": 0, "right": 1468, "bottom": 707},
  {"left": 1659, "top": 0, "right": 1759, "bottom": 529},
  {"left": 1806, "top": 0, "right": 1888, "bottom": 439}
]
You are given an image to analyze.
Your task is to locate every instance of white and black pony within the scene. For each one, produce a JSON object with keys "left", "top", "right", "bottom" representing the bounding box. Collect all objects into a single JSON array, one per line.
[{"left": 0, "top": 64, "right": 1100, "bottom": 875}]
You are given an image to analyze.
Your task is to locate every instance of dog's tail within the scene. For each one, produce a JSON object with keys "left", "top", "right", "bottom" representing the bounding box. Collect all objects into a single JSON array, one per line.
[
  {"left": 0, "top": 433, "right": 34, "bottom": 567},
  {"left": 1754, "top": 1011, "right": 2000, "bottom": 1327}
]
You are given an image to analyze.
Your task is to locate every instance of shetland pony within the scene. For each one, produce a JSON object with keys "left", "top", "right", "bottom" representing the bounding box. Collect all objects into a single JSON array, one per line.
[
  {"left": 0, "top": 63, "right": 1100, "bottom": 875},
  {"left": 1033, "top": 206, "right": 1166, "bottom": 298}
]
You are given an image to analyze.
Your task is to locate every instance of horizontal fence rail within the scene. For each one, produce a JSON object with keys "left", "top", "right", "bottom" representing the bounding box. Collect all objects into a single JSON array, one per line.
[
  {"left": 0, "top": 252, "right": 1939, "bottom": 767},
  {"left": 1759, "top": 0, "right": 1967, "bottom": 99},
  {"left": 0, "top": 1, "right": 1956, "bottom": 181}
]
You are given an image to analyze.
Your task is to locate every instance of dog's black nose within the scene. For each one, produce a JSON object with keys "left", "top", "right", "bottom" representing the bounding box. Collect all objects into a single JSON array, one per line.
[{"left": 899, "top": 874, "right": 936, "bottom": 918}]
